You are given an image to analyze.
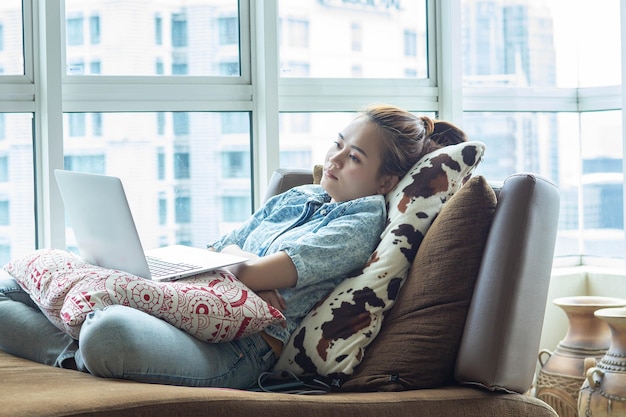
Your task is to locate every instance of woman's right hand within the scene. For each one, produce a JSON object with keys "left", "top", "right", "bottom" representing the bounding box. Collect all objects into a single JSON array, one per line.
[{"left": 256, "top": 289, "right": 287, "bottom": 313}]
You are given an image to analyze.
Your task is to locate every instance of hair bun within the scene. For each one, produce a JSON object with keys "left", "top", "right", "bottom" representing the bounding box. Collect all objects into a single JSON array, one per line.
[{"left": 419, "top": 115, "right": 435, "bottom": 138}]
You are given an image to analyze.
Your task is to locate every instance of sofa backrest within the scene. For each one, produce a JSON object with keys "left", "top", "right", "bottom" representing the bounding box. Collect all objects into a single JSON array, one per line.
[
  {"left": 264, "top": 168, "right": 315, "bottom": 203},
  {"left": 264, "top": 169, "right": 559, "bottom": 394},
  {"left": 454, "top": 173, "right": 559, "bottom": 393}
]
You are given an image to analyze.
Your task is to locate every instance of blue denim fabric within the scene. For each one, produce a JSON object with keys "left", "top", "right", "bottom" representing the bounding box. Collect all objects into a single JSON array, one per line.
[
  {"left": 0, "top": 279, "right": 273, "bottom": 387},
  {"left": 208, "top": 184, "right": 387, "bottom": 344},
  {"left": 0, "top": 277, "right": 79, "bottom": 368},
  {"left": 79, "top": 305, "right": 275, "bottom": 388}
]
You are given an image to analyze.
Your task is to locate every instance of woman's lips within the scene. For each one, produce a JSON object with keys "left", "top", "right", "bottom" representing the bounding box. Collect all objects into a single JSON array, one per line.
[{"left": 325, "top": 169, "right": 338, "bottom": 180}]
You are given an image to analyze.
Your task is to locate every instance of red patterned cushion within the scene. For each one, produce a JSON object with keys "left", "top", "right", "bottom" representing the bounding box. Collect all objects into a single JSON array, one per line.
[
  {"left": 274, "top": 141, "right": 486, "bottom": 379},
  {"left": 4, "top": 248, "right": 284, "bottom": 342}
]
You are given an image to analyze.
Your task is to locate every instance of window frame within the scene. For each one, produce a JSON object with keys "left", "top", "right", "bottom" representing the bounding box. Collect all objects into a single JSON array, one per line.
[{"left": 0, "top": 0, "right": 620, "bottom": 268}]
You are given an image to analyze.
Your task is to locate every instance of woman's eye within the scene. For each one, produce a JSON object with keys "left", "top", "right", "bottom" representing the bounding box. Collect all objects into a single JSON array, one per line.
[{"left": 349, "top": 154, "right": 360, "bottom": 163}]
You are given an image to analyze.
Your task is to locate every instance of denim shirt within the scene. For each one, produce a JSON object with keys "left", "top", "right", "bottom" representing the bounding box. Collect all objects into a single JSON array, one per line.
[{"left": 208, "top": 184, "right": 386, "bottom": 345}]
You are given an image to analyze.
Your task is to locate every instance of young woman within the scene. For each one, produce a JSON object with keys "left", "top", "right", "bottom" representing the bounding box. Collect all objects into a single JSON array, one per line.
[{"left": 0, "top": 105, "right": 467, "bottom": 388}]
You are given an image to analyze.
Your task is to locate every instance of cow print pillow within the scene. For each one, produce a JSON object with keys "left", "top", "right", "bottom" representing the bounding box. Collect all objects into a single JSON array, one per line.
[{"left": 273, "top": 141, "right": 486, "bottom": 381}]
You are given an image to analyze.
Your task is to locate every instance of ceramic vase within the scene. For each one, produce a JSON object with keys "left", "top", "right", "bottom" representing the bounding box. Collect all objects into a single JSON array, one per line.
[
  {"left": 535, "top": 296, "right": 626, "bottom": 417},
  {"left": 578, "top": 307, "right": 626, "bottom": 417}
]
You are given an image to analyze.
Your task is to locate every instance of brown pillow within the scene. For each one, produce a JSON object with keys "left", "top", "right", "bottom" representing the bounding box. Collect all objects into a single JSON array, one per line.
[{"left": 341, "top": 175, "right": 497, "bottom": 392}]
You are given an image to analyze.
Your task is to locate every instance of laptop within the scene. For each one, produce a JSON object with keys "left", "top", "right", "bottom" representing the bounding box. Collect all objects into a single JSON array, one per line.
[{"left": 53, "top": 169, "right": 248, "bottom": 281}]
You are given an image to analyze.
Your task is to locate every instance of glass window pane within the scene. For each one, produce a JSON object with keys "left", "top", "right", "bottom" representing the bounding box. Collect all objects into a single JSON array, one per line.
[
  {"left": 0, "top": 1, "right": 24, "bottom": 75},
  {"left": 0, "top": 113, "right": 35, "bottom": 264},
  {"left": 278, "top": 0, "right": 428, "bottom": 78},
  {"left": 279, "top": 112, "right": 357, "bottom": 169},
  {"left": 461, "top": 0, "right": 621, "bottom": 88},
  {"left": 551, "top": 0, "right": 620, "bottom": 88},
  {"left": 579, "top": 111, "right": 623, "bottom": 258},
  {"left": 64, "top": 0, "right": 240, "bottom": 76},
  {"left": 462, "top": 0, "right": 558, "bottom": 87},
  {"left": 464, "top": 111, "right": 625, "bottom": 260},
  {"left": 63, "top": 111, "right": 252, "bottom": 252}
]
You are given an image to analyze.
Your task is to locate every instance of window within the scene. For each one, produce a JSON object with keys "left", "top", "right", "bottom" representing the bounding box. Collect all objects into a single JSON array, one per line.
[
  {"left": 155, "top": 58, "right": 164, "bottom": 74},
  {"left": 0, "top": 200, "right": 8, "bottom": 226},
  {"left": 219, "top": 16, "right": 238, "bottom": 45},
  {"left": 155, "top": 14, "right": 163, "bottom": 45},
  {"left": 157, "top": 148, "right": 166, "bottom": 180},
  {"left": 0, "top": 1, "right": 22, "bottom": 75},
  {"left": 65, "top": 0, "right": 241, "bottom": 76},
  {"left": 89, "top": 15, "right": 100, "bottom": 44},
  {"left": 89, "top": 61, "right": 101, "bottom": 74},
  {"left": 279, "top": 0, "right": 428, "bottom": 78},
  {"left": 285, "top": 18, "right": 309, "bottom": 48},
  {"left": 172, "top": 13, "right": 188, "bottom": 48},
  {"left": 67, "top": 16, "right": 84, "bottom": 46},
  {"left": 0, "top": 156, "right": 7, "bottom": 182},
  {"left": 157, "top": 113, "right": 166, "bottom": 135},
  {"left": 279, "top": 113, "right": 357, "bottom": 169},
  {"left": 175, "top": 195, "right": 191, "bottom": 223},
  {"left": 172, "top": 61, "right": 188, "bottom": 75},
  {"left": 0, "top": 113, "right": 34, "bottom": 259},
  {"left": 404, "top": 29, "right": 417, "bottom": 57},
  {"left": 68, "top": 113, "right": 86, "bottom": 137},
  {"left": 0, "top": 243, "right": 10, "bottom": 267},
  {"left": 461, "top": 0, "right": 622, "bottom": 261},
  {"left": 173, "top": 112, "right": 189, "bottom": 135},
  {"left": 92, "top": 113, "right": 102, "bottom": 136},
  {"left": 219, "top": 62, "right": 239, "bottom": 76},
  {"left": 579, "top": 111, "right": 623, "bottom": 257},
  {"left": 62, "top": 112, "right": 252, "bottom": 250},
  {"left": 221, "top": 112, "right": 249, "bottom": 134},
  {"left": 222, "top": 151, "right": 250, "bottom": 178},
  {"left": 174, "top": 150, "right": 190, "bottom": 179},
  {"left": 1, "top": 0, "right": 622, "bottom": 269},
  {"left": 351, "top": 22, "right": 362, "bottom": 52},
  {"left": 158, "top": 193, "right": 167, "bottom": 225},
  {"left": 63, "top": 155, "right": 106, "bottom": 174}
]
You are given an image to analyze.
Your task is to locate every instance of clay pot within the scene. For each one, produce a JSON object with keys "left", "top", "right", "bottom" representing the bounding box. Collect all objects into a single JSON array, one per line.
[
  {"left": 578, "top": 307, "right": 626, "bottom": 417},
  {"left": 535, "top": 296, "right": 626, "bottom": 417}
]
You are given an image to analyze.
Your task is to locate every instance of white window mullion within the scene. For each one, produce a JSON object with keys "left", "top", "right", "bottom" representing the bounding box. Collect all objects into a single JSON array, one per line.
[
  {"left": 33, "top": 0, "right": 65, "bottom": 250},
  {"left": 436, "top": 0, "right": 462, "bottom": 123},
  {"left": 251, "top": 0, "right": 280, "bottom": 206},
  {"left": 622, "top": 0, "right": 626, "bottom": 260}
]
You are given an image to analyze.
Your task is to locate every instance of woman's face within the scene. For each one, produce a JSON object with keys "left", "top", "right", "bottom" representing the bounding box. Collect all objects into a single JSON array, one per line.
[{"left": 320, "top": 117, "right": 398, "bottom": 203}]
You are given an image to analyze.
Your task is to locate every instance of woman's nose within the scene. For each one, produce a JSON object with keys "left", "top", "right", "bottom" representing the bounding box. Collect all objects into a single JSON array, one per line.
[
  {"left": 328, "top": 149, "right": 345, "bottom": 166},
  {"left": 328, "top": 155, "right": 340, "bottom": 168}
]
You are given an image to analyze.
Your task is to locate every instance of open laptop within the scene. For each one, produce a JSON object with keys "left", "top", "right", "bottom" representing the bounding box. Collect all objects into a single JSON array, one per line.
[{"left": 54, "top": 169, "right": 248, "bottom": 281}]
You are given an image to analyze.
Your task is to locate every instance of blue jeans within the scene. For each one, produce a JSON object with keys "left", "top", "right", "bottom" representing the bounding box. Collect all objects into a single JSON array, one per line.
[{"left": 0, "top": 277, "right": 276, "bottom": 388}]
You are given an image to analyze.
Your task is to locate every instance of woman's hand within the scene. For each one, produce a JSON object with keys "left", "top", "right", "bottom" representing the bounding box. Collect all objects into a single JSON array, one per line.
[
  {"left": 256, "top": 289, "right": 287, "bottom": 312},
  {"left": 256, "top": 290, "right": 288, "bottom": 328}
]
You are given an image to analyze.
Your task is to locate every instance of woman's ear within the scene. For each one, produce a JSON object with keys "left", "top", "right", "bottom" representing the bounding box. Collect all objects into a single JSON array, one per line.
[{"left": 377, "top": 175, "right": 400, "bottom": 195}]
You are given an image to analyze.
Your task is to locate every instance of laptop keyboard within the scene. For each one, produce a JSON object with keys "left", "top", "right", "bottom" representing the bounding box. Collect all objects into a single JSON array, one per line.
[{"left": 146, "top": 256, "right": 201, "bottom": 278}]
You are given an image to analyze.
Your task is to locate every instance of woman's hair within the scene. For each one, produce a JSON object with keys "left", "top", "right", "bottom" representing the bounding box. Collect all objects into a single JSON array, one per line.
[{"left": 361, "top": 104, "right": 468, "bottom": 178}]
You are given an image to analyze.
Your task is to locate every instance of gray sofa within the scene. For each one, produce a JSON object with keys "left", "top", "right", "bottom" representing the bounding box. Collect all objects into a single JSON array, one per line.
[{"left": 0, "top": 170, "right": 559, "bottom": 417}]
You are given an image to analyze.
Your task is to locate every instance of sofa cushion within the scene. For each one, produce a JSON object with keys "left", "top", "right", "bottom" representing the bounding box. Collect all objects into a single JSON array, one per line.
[
  {"left": 4, "top": 248, "right": 284, "bottom": 342},
  {"left": 274, "top": 141, "right": 486, "bottom": 379},
  {"left": 0, "top": 349, "right": 559, "bottom": 417},
  {"left": 341, "top": 175, "right": 497, "bottom": 391}
]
